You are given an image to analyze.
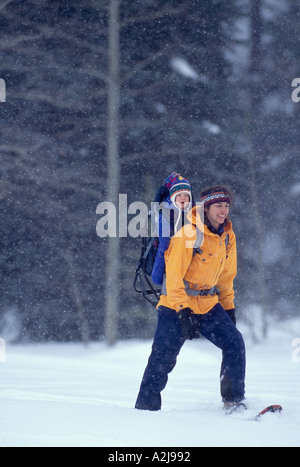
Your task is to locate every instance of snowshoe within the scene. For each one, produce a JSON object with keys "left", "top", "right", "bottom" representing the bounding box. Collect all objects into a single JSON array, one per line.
[{"left": 223, "top": 401, "right": 248, "bottom": 415}]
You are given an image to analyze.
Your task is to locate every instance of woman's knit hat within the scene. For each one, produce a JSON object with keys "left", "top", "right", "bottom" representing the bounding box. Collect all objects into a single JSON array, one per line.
[{"left": 201, "top": 186, "right": 233, "bottom": 207}]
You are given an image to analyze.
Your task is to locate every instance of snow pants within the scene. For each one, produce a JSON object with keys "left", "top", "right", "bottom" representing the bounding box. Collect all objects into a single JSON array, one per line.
[{"left": 135, "top": 304, "right": 246, "bottom": 411}]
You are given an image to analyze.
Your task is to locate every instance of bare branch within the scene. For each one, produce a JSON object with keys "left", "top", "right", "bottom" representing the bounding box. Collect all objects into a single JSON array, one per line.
[
  {"left": 9, "top": 91, "right": 98, "bottom": 111},
  {"left": 0, "top": 0, "right": 13, "bottom": 12},
  {"left": 121, "top": 44, "right": 170, "bottom": 84},
  {"left": 122, "top": 0, "right": 193, "bottom": 26}
]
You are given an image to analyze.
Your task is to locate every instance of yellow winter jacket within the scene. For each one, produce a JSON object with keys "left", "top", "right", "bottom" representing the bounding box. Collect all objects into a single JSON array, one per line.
[{"left": 158, "top": 206, "right": 237, "bottom": 315}]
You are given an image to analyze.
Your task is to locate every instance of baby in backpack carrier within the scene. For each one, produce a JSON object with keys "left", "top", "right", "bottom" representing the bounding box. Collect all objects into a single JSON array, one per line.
[{"left": 151, "top": 173, "right": 193, "bottom": 287}]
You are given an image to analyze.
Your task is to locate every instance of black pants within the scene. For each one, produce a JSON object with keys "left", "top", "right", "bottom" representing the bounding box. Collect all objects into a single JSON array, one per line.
[{"left": 135, "top": 304, "right": 246, "bottom": 411}]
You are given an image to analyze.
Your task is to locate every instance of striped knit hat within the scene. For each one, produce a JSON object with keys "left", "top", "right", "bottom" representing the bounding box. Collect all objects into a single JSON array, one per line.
[
  {"left": 166, "top": 176, "right": 192, "bottom": 206},
  {"left": 201, "top": 191, "right": 232, "bottom": 207}
]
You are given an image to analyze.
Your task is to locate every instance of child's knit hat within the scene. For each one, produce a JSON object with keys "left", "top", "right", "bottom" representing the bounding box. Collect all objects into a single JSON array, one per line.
[{"left": 164, "top": 174, "right": 192, "bottom": 206}]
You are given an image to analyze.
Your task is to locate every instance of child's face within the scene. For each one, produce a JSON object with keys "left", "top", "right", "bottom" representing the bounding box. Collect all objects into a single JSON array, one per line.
[{"left": 175, "top": 193, "right": 190, "bottom": 209}]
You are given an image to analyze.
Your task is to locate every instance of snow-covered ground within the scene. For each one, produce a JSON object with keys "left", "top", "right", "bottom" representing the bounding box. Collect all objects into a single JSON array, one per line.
[{"left": 1, "top": 320, "right": 300, "bottom": 447}]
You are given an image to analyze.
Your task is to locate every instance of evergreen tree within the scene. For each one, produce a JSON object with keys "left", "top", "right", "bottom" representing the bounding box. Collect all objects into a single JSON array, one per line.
[{"left": 0, "top": 0, "right": 298, "bottom": 343}]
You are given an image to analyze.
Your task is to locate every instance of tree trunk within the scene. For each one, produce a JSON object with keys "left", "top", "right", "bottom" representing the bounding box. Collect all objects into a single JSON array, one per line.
[
  {"left": 247, "top": 0, "right": 268, "bottom": 339},
  {"left": 65, "top": 249, "right": 90, "bottom": 345},
  {"left": 250, "top": 0, "right": 262, "bottom": 75},
  {"left": 105, "top": 0, "right": 121, "bottom": 346}
]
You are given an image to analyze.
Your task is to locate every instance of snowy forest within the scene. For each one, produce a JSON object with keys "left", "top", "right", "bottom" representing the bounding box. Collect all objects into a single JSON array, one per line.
[{"left": 0, "top": 0, "right": 299, "bottom": 345}]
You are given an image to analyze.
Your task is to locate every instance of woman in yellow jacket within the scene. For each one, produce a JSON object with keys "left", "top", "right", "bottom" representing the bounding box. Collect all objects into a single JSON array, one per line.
[{"left": 135, "top": 185, "right": 246, "bottom": 412}]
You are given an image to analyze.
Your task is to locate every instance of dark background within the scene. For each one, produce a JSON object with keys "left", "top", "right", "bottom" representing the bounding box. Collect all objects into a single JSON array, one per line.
[{"left": 0, "top": 0, "right": 299, "bottom": 343}]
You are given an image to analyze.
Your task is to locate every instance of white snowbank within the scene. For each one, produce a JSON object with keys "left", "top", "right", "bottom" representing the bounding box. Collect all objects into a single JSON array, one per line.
[{"left": 0, "top": 321, "right": 300, "bottom": 447}]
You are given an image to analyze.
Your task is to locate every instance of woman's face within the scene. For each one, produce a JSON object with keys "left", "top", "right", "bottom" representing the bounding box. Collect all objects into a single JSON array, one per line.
[
  {"left": 175, "top": 193, "right": 190, "bottom": 209},
  {"left": 205, "top": 202, "right": 230, "bottom": 229}
]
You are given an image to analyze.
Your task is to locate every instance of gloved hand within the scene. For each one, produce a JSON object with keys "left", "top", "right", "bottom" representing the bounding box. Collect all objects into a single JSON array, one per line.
[
  {"left": 153, "top": 185, "right": 169, "bottom": 203},
  {"left": 178, "top": 307, "right": 200, "bottom": 340}
]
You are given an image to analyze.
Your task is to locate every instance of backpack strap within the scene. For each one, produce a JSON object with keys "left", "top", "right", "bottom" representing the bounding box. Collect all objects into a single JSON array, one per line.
[
  {"left": 225, "top": 233, "right": 229, "bottom": 248},
  {"left": 193, "top": 225, "right": 204, "bottom": 256},
  {"left": 143, "top": 237, "right": 155, "bottom": 260}
]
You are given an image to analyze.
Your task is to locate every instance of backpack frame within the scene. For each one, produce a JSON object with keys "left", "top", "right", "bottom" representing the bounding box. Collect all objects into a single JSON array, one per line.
[{"left": 133, "top": 218, "right": 204, "bottom": 308}]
